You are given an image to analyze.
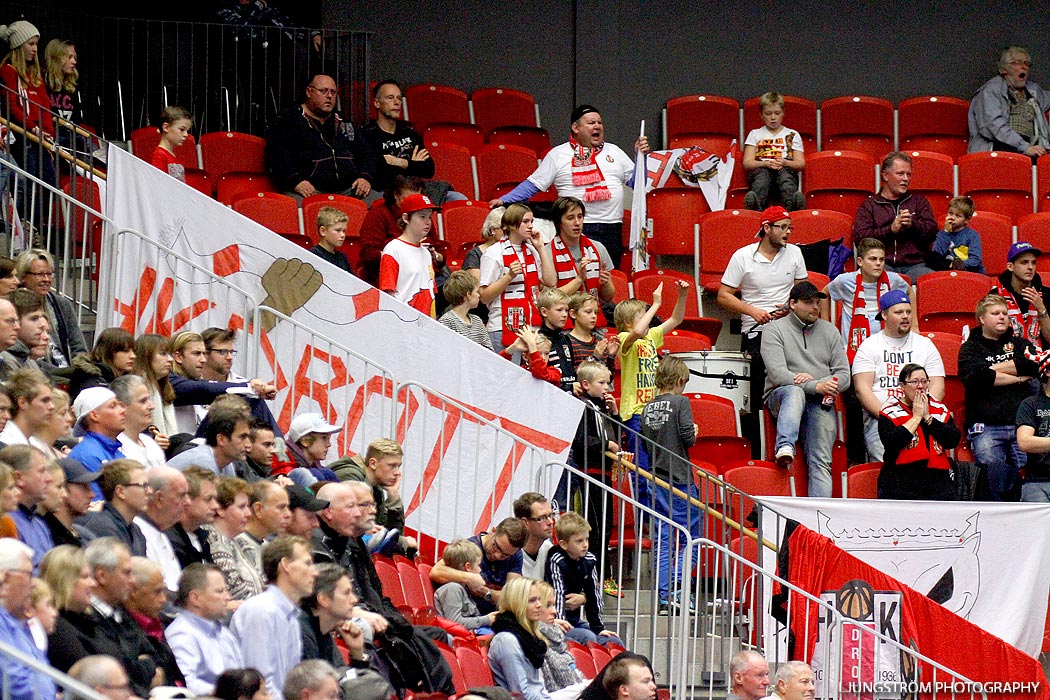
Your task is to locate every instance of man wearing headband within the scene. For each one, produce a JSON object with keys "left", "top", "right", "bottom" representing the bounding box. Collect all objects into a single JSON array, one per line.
[{"left": 490, "top": 104, "right": 649, "bottom": 267}]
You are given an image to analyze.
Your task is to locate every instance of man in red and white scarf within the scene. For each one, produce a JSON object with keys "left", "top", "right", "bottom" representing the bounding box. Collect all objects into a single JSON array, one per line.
[
  {"left": 547, "top": 196, "right": 615, "bottom": 327},
  {"left": 490, "top": 105, "right": 649, "bottom": 268},
  {"left": 992, "top": 241, "right": 1050, "bottom": 351}
]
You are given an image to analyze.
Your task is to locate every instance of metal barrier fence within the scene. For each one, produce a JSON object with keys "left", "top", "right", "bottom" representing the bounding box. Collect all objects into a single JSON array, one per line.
[
  {"left": 0, "top": 633, "right": 109, "bottom": 700},
  {"left": 2, "top": 3, "right": 372, "bottom": 137}
]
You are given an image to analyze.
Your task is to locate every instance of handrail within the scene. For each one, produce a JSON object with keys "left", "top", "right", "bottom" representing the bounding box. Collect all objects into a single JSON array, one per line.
[{"left": 0, "top": 635, "right": 109, "bottom": 700}]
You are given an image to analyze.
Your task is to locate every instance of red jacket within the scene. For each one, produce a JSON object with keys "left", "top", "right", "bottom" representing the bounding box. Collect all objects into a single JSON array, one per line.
[{"left": 0, "top": 64, "right": 54, "bottom": 136}]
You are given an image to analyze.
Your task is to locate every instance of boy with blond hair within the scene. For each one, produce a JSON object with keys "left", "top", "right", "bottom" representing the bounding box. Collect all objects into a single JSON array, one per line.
[
  {"left": 641, "top": 356, "right": 700, "bottom": 613},
  {"left": 536, "top": 287, "right": 576, "bottom": 391},
  {"left": 568, "top": 292, "right": 618, "bottom": 373},
  {"left": 308, "top": 206, "right": 352, "bottom": 272},
  {"left": 439, "top": 270, "right": 493, "bottom": 349},
  {"left": 929, "top": 196, "right": 985, "bottom": 273},
  {"left": 544, "top": 512, "right": 622, "bottom": 645},
  {"left": 743, "top": 92, "right": 806, "bottom": 212},
  {"left": 433, "top": 539, "right": 496, "bottom": 632}
]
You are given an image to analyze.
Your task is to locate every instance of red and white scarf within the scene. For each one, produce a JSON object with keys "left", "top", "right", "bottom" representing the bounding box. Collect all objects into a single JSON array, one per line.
[
  {"left": 880, "top": 396, "right": 953, "bottom": 470},
  {"left": 993, "top": 280, "right": 1043, "bottom": 351},
  {"left": 500, "top": 238, "right": 542, "bottom": 346},
  {"left": 846, "top": 272, "right": 890, "bottom": 363},
  {"left": 569, "top": 137, "right": 611, "bottom": 202},
  {"left": 551, "top": 234, "right": 607, "bottom": 328}
]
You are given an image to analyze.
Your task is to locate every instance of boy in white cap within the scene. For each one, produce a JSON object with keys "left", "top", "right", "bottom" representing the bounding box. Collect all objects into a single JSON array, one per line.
[
  {"left": 284, "top": 413, "right": 341, "bottom": 485},
  {"left": 378, "top": 192, "right": 441, "bottom": 317}
]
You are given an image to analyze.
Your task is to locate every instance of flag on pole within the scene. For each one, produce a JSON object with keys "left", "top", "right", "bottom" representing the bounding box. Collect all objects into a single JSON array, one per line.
[{"left": 629, "top": 131, "right": 650, "bottom": 274}]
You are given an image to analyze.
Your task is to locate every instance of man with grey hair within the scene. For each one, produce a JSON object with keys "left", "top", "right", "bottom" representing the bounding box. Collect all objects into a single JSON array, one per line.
[
  {"left": 0, "top": 537, "right": 54, "bottom": 700},
  {"left": 125, "top": 557, "right": 185, "bottom": 687},
  {"left": 15, "top": 248, "right": 87, "bottom": 364},
  {"left": 113, "top": 374, "right": 167, "bottom": 471},
  {"left": 283, "top": 659, "right": 340, "bottom": 700},
  {"left": 727, "top": 650, "right": 770, "bottom": 700},
  {"left": 133, "top": 465, "right": 190, "bottom": 592},
  {"left": 67, "top": 655, "right": 132, "bottom": 700},
  {"left": 80, "top": 537, "right": 161, "bottom": 697},
  {"left": 969, "top": 46, "right": 1050, "bottom": 157},
  {"left": 771, "top": 661, "right": 815, "bottom": 700}
]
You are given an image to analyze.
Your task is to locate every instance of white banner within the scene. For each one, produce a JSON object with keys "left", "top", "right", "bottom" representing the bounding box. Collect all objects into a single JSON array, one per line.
[
  {"left": 102, "top": 146, "right": 584, "bottom": 538},
  {"left": 758, "top": 497, "right": 1050, "bottom": 657}
]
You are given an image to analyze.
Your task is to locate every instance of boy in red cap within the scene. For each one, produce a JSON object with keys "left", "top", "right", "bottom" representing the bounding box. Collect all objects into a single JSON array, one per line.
[{"left": 378, "top": 193, "right": 440, "bottom": 317}]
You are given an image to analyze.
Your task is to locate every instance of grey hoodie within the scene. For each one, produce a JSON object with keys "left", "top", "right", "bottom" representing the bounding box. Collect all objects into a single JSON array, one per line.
[{"left": 761, "top": 311, "right": 851, "bottom": 400}]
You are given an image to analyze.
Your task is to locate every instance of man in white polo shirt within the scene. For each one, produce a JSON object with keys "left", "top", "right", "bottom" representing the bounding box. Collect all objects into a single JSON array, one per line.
[
  {"left": 718, "top": 206, "right": 808, "bottom": 453},
  {"left": 852, "top": 289, "right": 946, "bottom": 461}
]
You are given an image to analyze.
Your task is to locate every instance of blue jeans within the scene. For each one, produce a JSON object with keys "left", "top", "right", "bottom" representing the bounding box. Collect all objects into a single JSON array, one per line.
[
  {"left": 652, "top": 482, "right": 702, "bottom": 600},
  {"left": 565, "top": 621, "right": 623, "bottom": 646},
  {"left": 970, "top": 424, "right": 1026, "bottom": 501},
  {"left": 1021, "top": 482, "right": 1050, "bottom": 502},
  {"left": 625, "top": 414, "right": 651, "bottom": 506},
  {"left": 766, "top": 385, "right": 836, "bottom": 498},
  {"left": 862, "top": 412, "right": 885, "bottom": 462}
]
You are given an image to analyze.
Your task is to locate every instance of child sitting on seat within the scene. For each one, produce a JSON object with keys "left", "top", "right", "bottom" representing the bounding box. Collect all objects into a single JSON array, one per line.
[
  {"left": 742, "top": 92, "right": 806, "bottom": 212},
  {"left": 928, "top": 196, "right": 985, "bottom": 274},
  {"left": 433, "top": 539, "right": 496, "bottom": 633}
]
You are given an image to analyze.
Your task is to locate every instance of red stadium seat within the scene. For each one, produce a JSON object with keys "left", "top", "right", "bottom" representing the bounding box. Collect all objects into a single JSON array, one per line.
[
  {"left": 486, "top": 126, "right": 551, "bottom": 158},
  {"left": 607, "top": 472, "right": 651, "bottom": 552},
  {"left": 964, "top": 211, "right": 1013, "bottom": 277},
  {"left": 1017, "top": 213, "right": 1050, "bottom": 256},
  {"left": 423, "top": 124, "right": 485, "bottom": 154},
  {"left": 471, "top": 87, "right": 539, "bottom": 133},
  {"left": 664, "top": 95, "right": 740, "bottom": 152},
  {"left": 698, "top": 209, "right": 764, "bottom": 292},
  {"left": 416, "top": 561, "right": 436, "bottom": 606},
  {"left": 439, "top": 200, "right": 490, "bottom": 252},
  {"left": 686, "top": 393, "right": 739, "bottom": 437},
  {"left": 1037, "top": 155, "right": 1050, "bottom": 212},
  {"left": 958, "top": 151, "right": 1035, "bottom": 223},
  {"left": 570, "top": 645, "right": 598, "bottom": 679},
  {"left": 455, "top": 645, "right": 495, "bottom": 687},
  {"left": 907, "top": 150, "right": 956, "bottom": 221},
  {"left": 646, "top": 188, "right": 707, "bottom": 257},
  {"left": 372, "top": 558, "right": 405, "bottom": 606},
  {"left": 924, "top": 331, "right": 962, "bottom": 377},
  {"left": 199, "top": 131, "right": 267, "bottom": 192},
  {"left": 662, "top": 330, "right": 712, "bottom": 354},
  {"left": 216, "top": 172, "right": 276, "bottom": 206},
  {"left": 302, "top": 194, "right": 368, "bottom": 241},
  {"left": 789, "top": 209, "right": 853, "bottom": 248},
  {"left": 475, "top": 144, "right": 538, "bottom": 202},
  {"left": 427, "top": 143, "right": 478, "bottom": 200},
  {"left": 183, "top": 169, "right": 211, "bottom": 197},
  {"left": 437, "top": 643, "right": 467, "bottom": 694},
  {"left": 722, "top": 461, "right": 795, "bottom": 524},
  {"left": 803, "top": 150, "right": 877, "bottom": 218},
  {"left": 743, "top": 95, "right": 817, "bottom": 154},
  {"left": 608, "top": 269, "right": 631, "bottom": 305},
  {"left": 404, "top": 84, "right": 471, "bottom": 132},
  {"left": 232, "top": 192, "right": 301, "bottom": 237},
  {"left": 820, "top": 96, "right": 895, "bottom": 161},
  {"left": 843, "top": 461, "right": 882, "bottom": 499},
  {"left": 898, "top": 96, "right": 971, "bottom": 161},
  {"left": 916, "top": 270, "right": 992, "bottom": 335},
  {"left": 724, "top": 155, "right": 750, "bottom": 210},
  {"left": 589, "top": 643, "right": 613, "bottom": 672},
  {"left": 130, "top": 126, "right": 199, "bottom": 170}
]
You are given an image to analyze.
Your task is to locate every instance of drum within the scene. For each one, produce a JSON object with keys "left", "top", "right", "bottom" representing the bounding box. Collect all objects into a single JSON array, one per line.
[{"left": 677, "top": 351, "right": 751, "bottom": 413}]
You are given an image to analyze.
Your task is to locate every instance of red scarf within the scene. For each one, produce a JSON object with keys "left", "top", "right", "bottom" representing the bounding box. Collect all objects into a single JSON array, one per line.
[
  {"left": 500, "top": 238, "right": 542, "bottom": 346},
  {"left": 551, "top": 234, "right": 607, "bottom": 328},
  {"left": 992, "top": 280, "right": 1043, "bottom": 351},
  {"left": 846, "top": 272, "right": 890, "bottom": 363},
  {"left": 880, "top": 396, "right": 953, "bottom": 470},
  {"left": 569, "top": 137, "right": 611, "bottom": 202}
]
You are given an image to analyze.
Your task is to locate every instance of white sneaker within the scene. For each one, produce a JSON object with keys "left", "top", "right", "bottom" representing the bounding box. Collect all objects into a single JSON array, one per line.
[{"left": 775, "top": 445, "right": 795, "bottom": 469}]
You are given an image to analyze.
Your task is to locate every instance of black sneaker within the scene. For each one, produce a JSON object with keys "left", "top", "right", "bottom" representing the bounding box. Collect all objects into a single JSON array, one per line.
[{"left": 657, "top": 599, "right": 669, "bottom": 616}]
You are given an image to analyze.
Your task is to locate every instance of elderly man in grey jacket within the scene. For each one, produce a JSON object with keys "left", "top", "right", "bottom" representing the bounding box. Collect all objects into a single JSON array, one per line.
[
  {"left": 761, "top": 281, "right": 850, "bottom": 497},
  {"left": 969, "top": 46, "right": 1050, "bottom": 158}
]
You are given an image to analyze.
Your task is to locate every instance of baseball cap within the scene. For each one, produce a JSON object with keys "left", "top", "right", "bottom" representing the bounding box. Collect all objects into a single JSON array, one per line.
[
  {"left": 73, "top": 387, "right": 118, "bottom": 426},
  {"left": 761, "top": 206, "right": 791, "bottom": 227},
  {"left": 398, "top": 193, "right": 440, "bottom": 215},
  {"left": 286, "top": 413, "right": 342, "bottom": 444},
  {"left": 285, "top": 485, "right": 329, "bottom": 512},
  {"left": 878, "top": 289, "right": 911, "bottom": 312},
  {"left": 789, "top": 280, "right": 827, "bottom": 301},
  {"left": 1008, "top": 241, "right": 1042, "bottom": 262},
  {"left": 58, "top": 457, "right": 101, "bottom": 484}
]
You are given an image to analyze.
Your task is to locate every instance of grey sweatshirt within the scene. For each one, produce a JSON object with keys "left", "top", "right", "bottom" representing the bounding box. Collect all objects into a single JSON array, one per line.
[{"left": 761, "top": 312, "right": 851, "bottom": 400}]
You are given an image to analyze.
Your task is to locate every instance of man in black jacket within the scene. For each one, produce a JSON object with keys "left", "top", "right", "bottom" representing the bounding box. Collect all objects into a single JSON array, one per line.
[
  {"left": 267, "top": 74, "right": 377, "bottom": 200},
  {"left": 166, "top": 466, "right": 218, "bottom": 567}
]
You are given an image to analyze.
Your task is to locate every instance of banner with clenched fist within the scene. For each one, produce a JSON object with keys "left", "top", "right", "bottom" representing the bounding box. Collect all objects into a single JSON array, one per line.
[{"left": 101, "top": 146, "right": 583, "bottom": 542}]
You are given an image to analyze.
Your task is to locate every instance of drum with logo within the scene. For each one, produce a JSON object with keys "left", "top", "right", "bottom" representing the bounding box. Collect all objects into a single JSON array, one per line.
[{"left": 677, "top": 351, "right": 751, "bottom": 413}]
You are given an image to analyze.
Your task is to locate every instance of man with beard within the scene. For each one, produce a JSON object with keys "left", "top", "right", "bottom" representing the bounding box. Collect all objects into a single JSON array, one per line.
[
  {"left": 852, "top": 290, "right": 946, "bottom": 461},
  {"left": 491, "top": 105, "right": 649, "bottom": 267}
]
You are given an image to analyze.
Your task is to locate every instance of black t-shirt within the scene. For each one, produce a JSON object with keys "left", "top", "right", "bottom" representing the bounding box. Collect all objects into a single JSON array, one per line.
[
  {"left": 1017, "top": 392, "right": 1050, "bottom": 481},
  {"left": 308, "top": 244, "right": 350, "bottom": 272}
]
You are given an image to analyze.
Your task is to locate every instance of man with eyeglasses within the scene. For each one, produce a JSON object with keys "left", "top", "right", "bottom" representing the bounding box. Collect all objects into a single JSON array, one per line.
[
  {"left": 760, "top": 281, "right": 850, "bottom": 496},
  {"left": 0, "top": 538, "right": 55, "bottom": 700},
  {"left": 718, "top": 205, "right": 809, "bottom": 456},
  {"left": 513, "top": 491, "right": 554, "bottom": 579},
  {"left": 853, "top": 152, "right": 937, "bottom": 280},
  {"left": 266, "top": 73, "right": 377, "bottom": 201},
  {"left": 960, "top": 294, "right": 1040, "bottom": 501},
  {"left": 79, "top": 460, "right": 151, "bottom": 556},
  {"left": 430, "top": 516, "right": 526, "bottom": 614},
  {"left": 969, "top": 46, "right": 1050, "bottom": 158},
  {"left": 853, "top": 289, "right": 946, "bottom": 462}
]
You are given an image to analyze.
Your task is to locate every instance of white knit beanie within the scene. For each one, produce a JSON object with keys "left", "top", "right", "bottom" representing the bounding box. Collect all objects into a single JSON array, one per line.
[{"left": 0, "top": 21, "right": 39, "bottom": 50}]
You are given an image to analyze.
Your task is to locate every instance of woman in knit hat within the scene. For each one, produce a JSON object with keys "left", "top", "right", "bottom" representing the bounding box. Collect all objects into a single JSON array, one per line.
[{"left": 0, "top": 20, "right": 57, "bottom": 187}]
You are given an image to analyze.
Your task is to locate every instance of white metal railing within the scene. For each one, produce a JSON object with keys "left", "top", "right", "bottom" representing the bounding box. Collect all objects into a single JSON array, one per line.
[{"left": 0, "top": 634, "right": 109, "bottom": 700}]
